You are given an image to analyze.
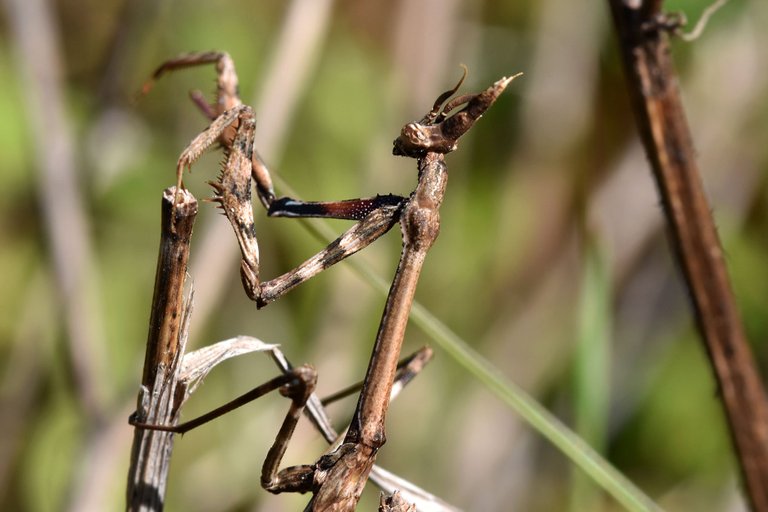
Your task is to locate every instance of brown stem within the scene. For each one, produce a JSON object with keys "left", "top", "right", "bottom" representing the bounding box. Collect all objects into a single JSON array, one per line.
[
  {"left": 126, "top": 187, "right": 197, "bottom": 512},
  {"left": 607, "top": 2, "right": 768, "bottom": 509}
]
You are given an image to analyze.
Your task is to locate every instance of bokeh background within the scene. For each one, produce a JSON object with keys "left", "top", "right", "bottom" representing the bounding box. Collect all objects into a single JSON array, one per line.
[{"left": 2, "top": 0, "right": 768, "bottom": 510}]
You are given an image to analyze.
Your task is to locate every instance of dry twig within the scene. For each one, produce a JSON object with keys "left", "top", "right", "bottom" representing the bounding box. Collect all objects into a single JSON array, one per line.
[
  {"left": 126, "top": 188, "right": 197, "bottom": 512},
  {"left": 607, "top": 2, "right": 768, "bottom": 509}
]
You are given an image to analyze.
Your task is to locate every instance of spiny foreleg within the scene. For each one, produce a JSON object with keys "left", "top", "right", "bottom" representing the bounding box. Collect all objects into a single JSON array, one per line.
[{"left": 175, "top": 104, "right": 252, "bottom": 191}]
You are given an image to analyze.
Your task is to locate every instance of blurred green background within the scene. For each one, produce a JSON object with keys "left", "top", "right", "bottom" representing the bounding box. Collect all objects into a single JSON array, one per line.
[{"left": 1, "top": 0, "right": 767, "bottom": 510}]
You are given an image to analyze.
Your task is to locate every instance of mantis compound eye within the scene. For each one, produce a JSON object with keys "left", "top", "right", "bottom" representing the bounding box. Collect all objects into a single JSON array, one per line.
[
  {"left": 392, "top": 122, "right": 431, "bottom": 157},
  {"left": 392, "top": 121, "right": 456, "bottom": 157},
  {"left": 403, "top": 123, "right": 428, "bottom": 144}
]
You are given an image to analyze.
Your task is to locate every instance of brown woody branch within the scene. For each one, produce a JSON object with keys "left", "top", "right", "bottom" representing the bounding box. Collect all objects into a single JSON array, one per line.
[
  {"left": 126, "top": 187, "right": 197, "bottom": 512},
  {"left": 606, "top": 2, "right": 768, "bottom": 510}
]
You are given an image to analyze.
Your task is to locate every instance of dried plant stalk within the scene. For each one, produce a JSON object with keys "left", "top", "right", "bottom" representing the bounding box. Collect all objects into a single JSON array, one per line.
[
  {"left": 607, "top": 2, "right": 768, "bottom": 510},
  {"left": 126, "top": 187, "right": 197, "bottom": 512}
]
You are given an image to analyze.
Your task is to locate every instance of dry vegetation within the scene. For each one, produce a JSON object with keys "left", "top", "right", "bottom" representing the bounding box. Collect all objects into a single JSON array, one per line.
[{"left": 1, "top": 0, "right": 768, "bottom": 511}]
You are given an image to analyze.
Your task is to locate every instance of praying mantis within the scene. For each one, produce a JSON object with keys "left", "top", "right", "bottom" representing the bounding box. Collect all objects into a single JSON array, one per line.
[{"left": 132, "top": 51, "right": 520, "bottom": 511}]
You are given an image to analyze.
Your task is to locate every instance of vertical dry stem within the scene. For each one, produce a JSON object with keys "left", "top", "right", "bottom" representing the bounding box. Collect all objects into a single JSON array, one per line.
[
  {"left": 126, "top": 188, "right": 197, "bottom": 512},
  {"left": 607, "top": 2, "right": 768, "bottom": 509},
  {"left": 4, "top": 0, "right": 106, "bottom": 420}
]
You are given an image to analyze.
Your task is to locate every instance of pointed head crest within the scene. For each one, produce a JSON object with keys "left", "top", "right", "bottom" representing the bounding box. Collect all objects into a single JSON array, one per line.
[{"left": 393, "top": 68, "right": 522, "bottom": 159}]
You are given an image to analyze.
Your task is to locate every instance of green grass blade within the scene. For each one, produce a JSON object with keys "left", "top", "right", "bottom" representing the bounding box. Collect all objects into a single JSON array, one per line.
[
  {"left": 571, "top": 235, "right": 612, "bottom": 510},
  {"left": 274, "top": 177, "right": 662, "bottom": 512},
  {"left": 361, "top": 261, "right": 659, "bottom": 512}
]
